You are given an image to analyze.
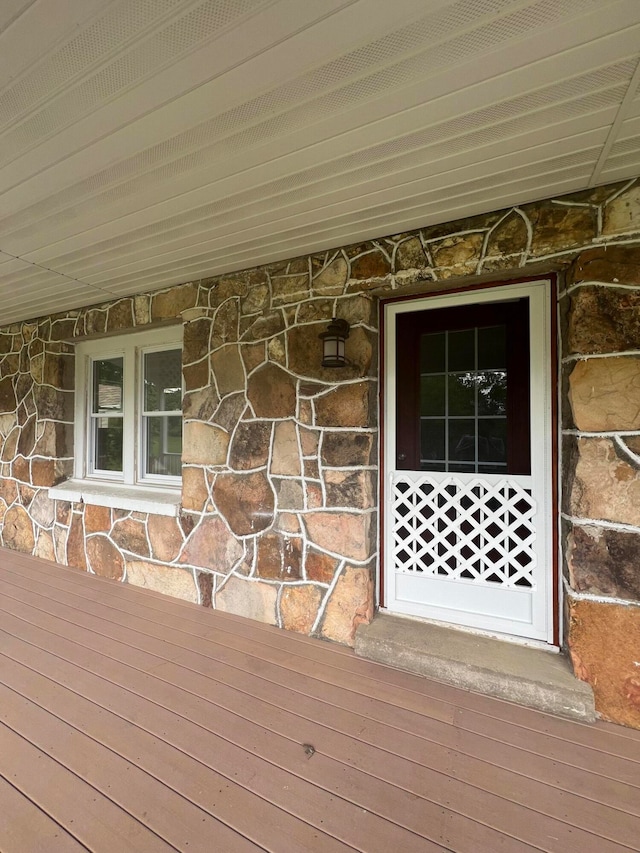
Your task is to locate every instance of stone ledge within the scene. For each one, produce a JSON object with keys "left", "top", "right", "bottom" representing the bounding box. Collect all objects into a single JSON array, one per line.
[{"left": 355, "top": 613, "right": 596, "bottom": 722}]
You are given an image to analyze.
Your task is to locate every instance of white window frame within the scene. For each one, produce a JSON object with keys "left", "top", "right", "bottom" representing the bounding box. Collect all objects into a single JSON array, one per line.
[{"left": 50, "top": 327, "right": 183, "bottom": 516}]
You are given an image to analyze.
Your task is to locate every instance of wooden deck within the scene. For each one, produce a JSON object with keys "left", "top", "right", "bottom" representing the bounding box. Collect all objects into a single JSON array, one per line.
[{"left": 0, "top": 550, "right": 639, "bottom": 852}]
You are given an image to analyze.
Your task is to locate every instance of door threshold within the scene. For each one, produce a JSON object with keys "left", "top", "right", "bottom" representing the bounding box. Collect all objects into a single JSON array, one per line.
[{"left": 355, "top": 613, "right": 595, "bottom": 722}]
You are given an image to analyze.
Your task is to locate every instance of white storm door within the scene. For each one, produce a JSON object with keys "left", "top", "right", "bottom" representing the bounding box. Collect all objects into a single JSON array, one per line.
[{"left": 383, "top": 280, "right": 554, "bottom": 642}]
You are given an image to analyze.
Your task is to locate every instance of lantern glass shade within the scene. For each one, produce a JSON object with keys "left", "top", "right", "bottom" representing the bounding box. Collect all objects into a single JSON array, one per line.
[{"left": 320, "top": 318, "right": 350, "bottom": 367}]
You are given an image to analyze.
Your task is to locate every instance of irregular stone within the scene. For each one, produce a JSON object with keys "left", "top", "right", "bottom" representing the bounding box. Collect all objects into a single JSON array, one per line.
[
  {"left": 314, "top": 382, "right": 374, "bottom": 428},
  {"left": 271, "top": 421, "right": 301, "bottom": 476},
  {"left": 127, "top": 560, "right": 198, "bottom": 602},
  {"left": 213, "top": 471, "right": 275, "bottom": 536},
  {"left": 84, "top": 504, "right": 111, "bottom": 533},
  {"left": 320, "top": 565, "right": 374, "bottom": 646},
  {"left": 241, "top": 284, "right": 269, "bottom": 314},
  {"left": 336, "top": 294, "right": 377, "bottom": 328},
  {"left": 212, "top": 392, "right": 245, "bottom": 432},
  {"left": 31, "top": 458, "right": 56, "bottom": 486},
  {"left": 197, "top": 570, "right": 214, "bottom": 606},
  {"left": 50, "top": 317, "right": 78, "bottom": 340},
  {"left": 84, "top": 308, "right": 107, "bottom": 336},
  {"left": 602, "top": 184, "right": 640, "bottom": 235},
  {"left": 29, "top": 490, "right": 55, "bottom": 528},
  {"left": 569, "top": 357, "right": 640, "bottom": 431},
  {"left": 623, "top": 435, "right": 640, "bottom": 456},
  {"left": 267, "top": 335, "right": 286, "bottom": 365},
  {"left": 86, "top": 534, "right": 125, "bottom": 580},
  {"left": 106, "top": 299, "right": 134, "bottom": 332},
  {"left": 527, "top": 203, "right": 596, "bottom": 257},
  {"left": 568, "top": 597, "right": 640, "bottom": 729},
  {"left": 247, "top": 363, "right": 296, "bottom": 419},
  {"left": 296, "top": 299, "right": 334, "bottom": 324},
  {"left": 321, "top": 431, "right": 374, "bottom": 466},
  {"left": 16, "top": 415, "right": 36, "bottom": 457},
  {"left": 215, "top": 576, "right": 277, "bottom": 625},
  {"left": 2, "top": 504, "right": 34, "bottom": 552},
  {"left": 182, "top": 387, "right": 219, "bottom": 420},
  {"left": 134, "top": 295, "right": 150, "bottom": 325},
  {"left": 111, "top": 517, "right": 149, "bottom": 556},
  {"left": 304, "top": 511, "right": 373, "bottom": 561},
  {"left": 351, "top": 250, "right": 390, "bottom": 279},
  {"left": 570, "top": 438, "right": 640, "bottom": 526},
  {"left": 324, "top": 470, "right": 376, "bottom": 509},
  {"left": 42, "top": 350, "right": 74, "bottom": 389},
  {"left": 313, "top": 255, "right": 348, "bottom": 294},
  {"left": 305, "top": 549, "right": 338, "bottom": 584},
  {"left": 569, "top": 245, "right": 640, "bottom": 287},
  {"left": 12, "top": 455, "right": 29, "bottom": 482},
  {"left": 56, "top": 501, "right": 71, "bottom": 525},
  {"left": 273, "top": 478, "right": 304, "bottom": 510},
  {"left": 431, "top": 233, "right": 483, "bottom": 276},
  {"left": 256, "top": 533, "right": 302, "bottom": 580},
  {"left": 229, "top": 420, "right": 271, "bottom": 470},
  {"left": 212, "top": 299, "right": 239, "bottom": 347},
  {"left": 568, "top": 286, "right": 640, "bottom": 354},
  {"left": 66, "top": 512, "right": 87, "bottom": 570},
  {"left": 34, "top": 529, "right": 56, "bottom": 561},
  {"left": 567, "top": 525, "right": 640, "bottom": 601},
  {"left": 1, "top": 426, "right": 19, "bottom": 461},
  {"left": 0, "top": 376, "right": 16, "bottom": 413},
  {"left": 272, "top": 274, "right": 309, "bottom": 305},
  {"left": 304, "top": 459, "right": 319, "bottom": 479},
  {"left": 286, "top": 323, "right": 374, "bottom": 381},
  {"left": 19, "top": 483, "right": 35, "bottom": 507},
  {"left": 151, "top": 282, "right": 198, "bottom": 320},
  {"left": 241, "top": 311, "right": 285, "bottom": 342},
  {"left": 53, "top": 524, "right": 68, "bottom": 563},
  {"left": 280, "top": 584, "right": 322, "bottom": 634},
  {"left": 211, "top": 345, "right": 245, "bottom": 395},
  {"left": 182, "top": 422, "right": 229, "bottom": 465},
  {"left": 179, "top": 514, "right": 243, "bottom": 571},
  {"left": 148, "top": 514, "right": 183, "bottom": 563},
  {"left": 0, "top": 477, "right": 17, "bottom": 504},
  {"left": 241, "top": 341, "right": 266, "bottom": 374},
  {"left": 33, "top": 385, "right": 73, "bottom": 421},
  {"left": 485, "top": 210, "right": 529, "bottom": 257},
  {"left": 183, "top": 357, "right": 209, "bottom": 391},
  {"left": 183, "top": 317, "right": 211, "bottom": 364},
  {"left": 299, "top": 427, "right": 319, "bottom": 457},
  {"left": 181, "top": 466, "right": 209, "bottom": 512},
  {"left": 395, "top": 236, "right": 429, "bottom": 270}
]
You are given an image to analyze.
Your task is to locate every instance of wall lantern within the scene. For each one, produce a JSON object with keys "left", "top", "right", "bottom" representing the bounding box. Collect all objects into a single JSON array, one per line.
[{"left": 319, "top": 317, "right": 350, "bottom": 367}]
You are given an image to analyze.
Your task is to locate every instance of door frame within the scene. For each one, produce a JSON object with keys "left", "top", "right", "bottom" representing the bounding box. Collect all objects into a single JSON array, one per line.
[{"left": 379, "top": 276, "right": 559, "bottom": 645}]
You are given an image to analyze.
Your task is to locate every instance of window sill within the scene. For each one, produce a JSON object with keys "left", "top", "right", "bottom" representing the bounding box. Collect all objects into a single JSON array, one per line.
[{"left": 49, "top": 479, "right": 181, "bottom": 517}]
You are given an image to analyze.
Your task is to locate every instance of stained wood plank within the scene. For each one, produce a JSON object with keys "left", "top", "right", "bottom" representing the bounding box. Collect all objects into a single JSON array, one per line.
[
  {"left": 2, "top": 550, "right": 640, "bottom": 853},
  {"left": 0, "top": 776, "right": 87, "bottom": 853},
  {"left": 1, "top": 613, "right": 638, "bottom": 851}
]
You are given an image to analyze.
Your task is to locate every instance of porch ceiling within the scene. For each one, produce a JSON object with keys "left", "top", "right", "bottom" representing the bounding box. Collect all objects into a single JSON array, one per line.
[{"left": 0, "top": 0, "right": 639, "bottom": 325}]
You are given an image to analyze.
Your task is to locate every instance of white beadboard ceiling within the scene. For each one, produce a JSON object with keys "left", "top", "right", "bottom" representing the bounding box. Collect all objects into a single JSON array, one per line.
[{"left": 0, "top": 0, "right": 639, "bottom": 324}]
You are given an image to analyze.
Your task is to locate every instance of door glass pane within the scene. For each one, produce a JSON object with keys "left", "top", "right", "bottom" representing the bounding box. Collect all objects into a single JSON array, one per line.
[
  {"left": 448, "top": 373, "right": 475, "bottom": 416},
  {"left": 420, "top": 332, "right": 445, "bottom": 372},
  {"left": 448, "top": 329, "right": 475, "bottom": 371},
  {"left": 478, "top": 418, "right": 507, "bottom": 462},
  {"left": 421, "top": 419, "right": 445, "bottom": 463},
  {"left": 478, "top": 325, "right": 506, "bottom": 368},
  {"left": 94, "top": 417, "right": 123, "bottom": 471},
  {"left": 145, "top": 415, "right": 182, "bottom": 476},
  {"left": 477, "top": 370, "right": 507, "bottom": 415},
  {"left": 144, "top": 349, "right": 182, "bottom": 411},
  {"left": 449, "top": 419, "right": 475, "bottom": 462},
  {"left": 92, "top": 357, "right": 123, "bottom": 413},
  {"left": 420, "top": 375, "right": 445, "bottom": 415}
]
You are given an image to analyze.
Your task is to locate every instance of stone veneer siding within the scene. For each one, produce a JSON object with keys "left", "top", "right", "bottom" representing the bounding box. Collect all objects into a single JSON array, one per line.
[{"left": 1, "top": 178, "right": 640, "bottom": 726}]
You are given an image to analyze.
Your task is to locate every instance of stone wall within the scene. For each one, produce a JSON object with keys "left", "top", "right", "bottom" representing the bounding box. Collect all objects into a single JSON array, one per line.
[{"left": 0, "top": 177, "right": 639, "bottom": 725}]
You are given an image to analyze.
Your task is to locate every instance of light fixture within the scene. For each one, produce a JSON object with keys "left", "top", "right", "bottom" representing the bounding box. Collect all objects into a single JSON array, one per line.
[{"left": 319, "top": 317, "right": 350, "bottom": 367}]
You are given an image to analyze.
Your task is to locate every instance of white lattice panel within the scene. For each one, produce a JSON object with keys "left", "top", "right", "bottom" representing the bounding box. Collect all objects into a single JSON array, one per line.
[{"left": 392, "top": 474, "right": 537, "bottom": 589}]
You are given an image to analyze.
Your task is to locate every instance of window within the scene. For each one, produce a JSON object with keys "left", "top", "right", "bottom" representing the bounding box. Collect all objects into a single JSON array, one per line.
[{"left": 74, "top": 327, "right": 183, "bottom": 488}]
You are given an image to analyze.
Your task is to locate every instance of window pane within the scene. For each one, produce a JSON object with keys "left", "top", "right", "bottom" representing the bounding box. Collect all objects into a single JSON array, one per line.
[
  {"left": 477, "top": 370, "right": 507, "bottom": 415},
  {"left": 144, "top": 349, "right": 182, "bottom": 412},
  {"left": 420, "top": 375, "right": 445, "bottom": 416},
  {"left": 478, "top": 418, "right": 507, "bottom": 462},
  {"left": 449, "top": 419, "right": 475, "bottom": 462},
  {"left": 448, "top": 373, "right": 475, "bottom": 416},
  {"left": 478, "top": 325, "right": 506, "bottom": 369},
  {"left": 420, "top": 419, "right": 445, "bottom": 463},
  {"left": 93, "top": 358, "right": 123, "bottom": 413},
  {"left": 448, "top": 329, "right": 475, "bottom": 371},
  {"left": 94, "top": 417, "right": 123, "bottom": 471},
  {"left": 420, "top": 332, "right": 445, "bottom": 373},
  {"left": 145, "top": 415, "right": 182, "bottom": 477}
]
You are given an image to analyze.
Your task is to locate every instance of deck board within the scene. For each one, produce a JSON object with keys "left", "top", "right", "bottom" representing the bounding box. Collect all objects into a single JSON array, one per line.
[{"left": 1, "top": 550, "right": 639, "bottom": 852}]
